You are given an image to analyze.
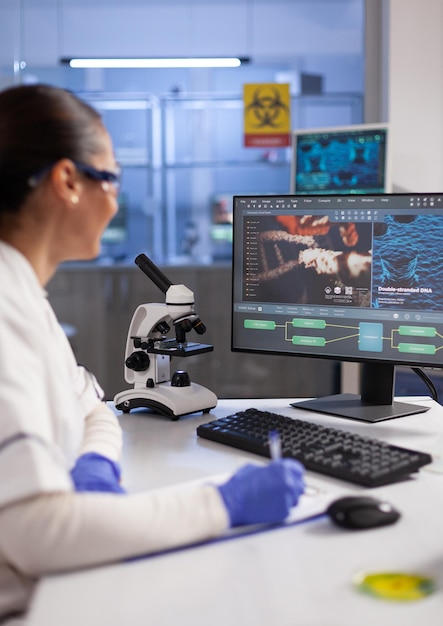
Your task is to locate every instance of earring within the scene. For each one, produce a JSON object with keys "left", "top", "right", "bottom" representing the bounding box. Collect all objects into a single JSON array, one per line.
[{"left": 71, "top": 195, "right": 79, "bottom": 205}]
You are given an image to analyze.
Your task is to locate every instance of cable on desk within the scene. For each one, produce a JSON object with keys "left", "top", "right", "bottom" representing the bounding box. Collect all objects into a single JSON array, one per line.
[{"left": 412, "top": 367, "right": 439, "bottom": 403}]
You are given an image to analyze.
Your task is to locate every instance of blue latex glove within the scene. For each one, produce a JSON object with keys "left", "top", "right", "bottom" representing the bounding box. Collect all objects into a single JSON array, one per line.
[
  {"left": 70, "top": 452, "right": 126, "bottom": 494},
  {"left": 218, "top": 459, "right": 305, "bottom": 527}
]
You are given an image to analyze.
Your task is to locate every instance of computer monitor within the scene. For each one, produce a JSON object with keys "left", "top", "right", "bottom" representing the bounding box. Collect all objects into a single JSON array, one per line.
[
  {"left": 231, "top": 192, "right": 443, "bottom": 423},
  {"left": 290, "top": 123, "right": 391, "bottom": 195}
]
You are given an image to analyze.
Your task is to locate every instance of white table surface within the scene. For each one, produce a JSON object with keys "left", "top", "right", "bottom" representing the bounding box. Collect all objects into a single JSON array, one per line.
[{"left": 28, "top": 397, "right": 443, "bottom": 626}]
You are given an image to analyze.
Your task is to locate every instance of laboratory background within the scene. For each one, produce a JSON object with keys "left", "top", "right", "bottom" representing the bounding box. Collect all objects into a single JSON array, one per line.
[{"left": 1, "top": 0, "right": 442, "bottom": 402}]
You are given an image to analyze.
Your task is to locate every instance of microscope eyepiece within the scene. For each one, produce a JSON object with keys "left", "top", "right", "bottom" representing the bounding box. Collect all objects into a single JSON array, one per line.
[{"left": 135, "top": 254, "right": 172, "bottom": 294}]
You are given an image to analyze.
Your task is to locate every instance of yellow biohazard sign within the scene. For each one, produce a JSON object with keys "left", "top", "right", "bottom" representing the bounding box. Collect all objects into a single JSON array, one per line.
[{"left": 243, "top": 83, "right": 291, "bottom": 148}]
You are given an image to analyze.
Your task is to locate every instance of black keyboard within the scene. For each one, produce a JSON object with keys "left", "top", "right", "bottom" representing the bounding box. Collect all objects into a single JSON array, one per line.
[{"left": 196, "top": 408, "right": 433, "bottom": 487}]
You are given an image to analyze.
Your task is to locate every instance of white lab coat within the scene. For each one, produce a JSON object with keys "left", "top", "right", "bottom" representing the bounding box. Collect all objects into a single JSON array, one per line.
[
  {"left": 0, "top": 241, "right": 228, "bottom": 624},
  {"left": 0, "top": 242, "right": 102, "bottom": 507}
]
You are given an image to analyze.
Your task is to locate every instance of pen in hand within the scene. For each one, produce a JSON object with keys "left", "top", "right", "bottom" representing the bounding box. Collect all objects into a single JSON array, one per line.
[
  {"left": 268, "top": 430, "right": 318, "bottom": 496},
  {"left": 268, "top": 430, "right": 282, "bottom": 461}
]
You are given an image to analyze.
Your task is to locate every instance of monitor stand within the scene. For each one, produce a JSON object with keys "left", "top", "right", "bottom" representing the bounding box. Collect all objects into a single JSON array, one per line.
[{"left": 291, "top": 363, "right": 430, "bottom": 423}]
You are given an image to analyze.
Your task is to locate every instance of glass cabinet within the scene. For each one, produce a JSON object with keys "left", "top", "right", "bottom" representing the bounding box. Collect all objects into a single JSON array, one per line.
[{"left": 83, "top": 91, "right": 363, "bottom": 265}]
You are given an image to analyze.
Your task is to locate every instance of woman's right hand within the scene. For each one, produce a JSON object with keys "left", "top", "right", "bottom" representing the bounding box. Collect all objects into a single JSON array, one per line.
[{"left": 217, "top": 459, "right": 305, "bottom": 527}]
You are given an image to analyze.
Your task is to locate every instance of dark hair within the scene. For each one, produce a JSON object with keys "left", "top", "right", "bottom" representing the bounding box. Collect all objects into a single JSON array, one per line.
[{"left": 0, "top": 83, "right": 104, "bottom": 213}]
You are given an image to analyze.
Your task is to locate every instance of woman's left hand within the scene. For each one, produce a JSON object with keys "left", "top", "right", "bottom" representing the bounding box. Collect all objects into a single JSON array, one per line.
[{"left": 70, "top": 452, "right": 126, "bottom": 494}]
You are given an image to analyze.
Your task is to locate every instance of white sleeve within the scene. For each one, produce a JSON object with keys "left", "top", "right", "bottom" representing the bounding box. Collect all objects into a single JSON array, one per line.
[
  {"left": 0, "top": 485, "right": 229, "bottom": 577},
  {"left": 77, "top": 402, "right": 123, "bottom": 462}
]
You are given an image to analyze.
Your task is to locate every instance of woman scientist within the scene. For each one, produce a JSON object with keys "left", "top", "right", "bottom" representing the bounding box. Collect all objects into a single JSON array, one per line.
[{"left": 0, "top": 84, "right": 305, "bottom": 625}]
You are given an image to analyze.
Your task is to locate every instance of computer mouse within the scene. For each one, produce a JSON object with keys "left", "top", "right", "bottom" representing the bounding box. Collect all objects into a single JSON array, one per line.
[{"left": 326, "top": 496, "right": 401, "bottom": 530}]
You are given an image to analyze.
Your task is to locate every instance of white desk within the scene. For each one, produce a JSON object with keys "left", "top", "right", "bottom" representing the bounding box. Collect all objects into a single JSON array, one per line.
[{"left": 28, "top": 398, "right": 443, "bottom": 626}]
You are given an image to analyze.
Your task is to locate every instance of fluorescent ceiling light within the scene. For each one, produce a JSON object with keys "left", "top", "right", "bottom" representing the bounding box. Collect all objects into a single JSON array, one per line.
[{"left": 60, "top": 57, "right": 248, "bottom": 69}]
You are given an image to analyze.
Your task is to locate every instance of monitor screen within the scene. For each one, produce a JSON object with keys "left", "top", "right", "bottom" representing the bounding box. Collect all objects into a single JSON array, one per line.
[
  {"left": 290, "top": 123, "right": 390, "bottom": 195},
  {"left": 231, "top": 193, "right": 443, "bottom": 422}
]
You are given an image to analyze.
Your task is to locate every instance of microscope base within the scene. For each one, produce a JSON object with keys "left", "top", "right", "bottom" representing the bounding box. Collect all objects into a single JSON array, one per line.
[{"left": 114, "top": 383, "right": 218, "bottom": 420}]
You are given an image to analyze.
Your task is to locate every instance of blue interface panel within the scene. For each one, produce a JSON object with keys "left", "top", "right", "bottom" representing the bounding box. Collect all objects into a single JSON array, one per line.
[{"left": 290, "top": 124, "right": 390, "bottom": 195}]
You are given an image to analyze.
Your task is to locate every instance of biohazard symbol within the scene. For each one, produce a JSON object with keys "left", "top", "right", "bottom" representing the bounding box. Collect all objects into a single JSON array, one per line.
[{"left": 244, "top": 86, "right": 290, "bottom": 129}]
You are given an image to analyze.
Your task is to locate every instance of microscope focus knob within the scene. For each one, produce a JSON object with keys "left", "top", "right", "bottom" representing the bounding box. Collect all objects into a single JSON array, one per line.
[
  {"left": 125, "top": 351, "right": 150, "bottom": 372},
  {"left": 171, "top": 370, "right": 191, "bottom": 387}
]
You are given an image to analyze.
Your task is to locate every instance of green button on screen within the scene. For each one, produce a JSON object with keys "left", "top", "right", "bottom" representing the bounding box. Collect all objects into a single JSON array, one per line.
[
  {"left": 292, "top": 318, "right": 326, "bottom": 329},
  {"left": 398, "top": 343, "right": 436, "bottom": 355},
  {"left": 244, "top": 320, "right": 276, "bottom": 330},
  {"left": 292, "top": 336, "right": 326, "bottom": 347},
  {"left": 398, "top": 325, "right": 436, "bottom": 337}
]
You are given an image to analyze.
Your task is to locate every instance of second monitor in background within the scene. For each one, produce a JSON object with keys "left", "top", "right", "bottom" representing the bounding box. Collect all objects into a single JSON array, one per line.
[{"left": 290, "top": 123, "right": 390, "bottom": 195}]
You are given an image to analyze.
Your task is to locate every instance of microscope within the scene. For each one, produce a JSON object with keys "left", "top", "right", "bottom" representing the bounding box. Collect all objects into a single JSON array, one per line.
[{"left": 113, "top": 254, "right": 218, "bottom": 419}]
